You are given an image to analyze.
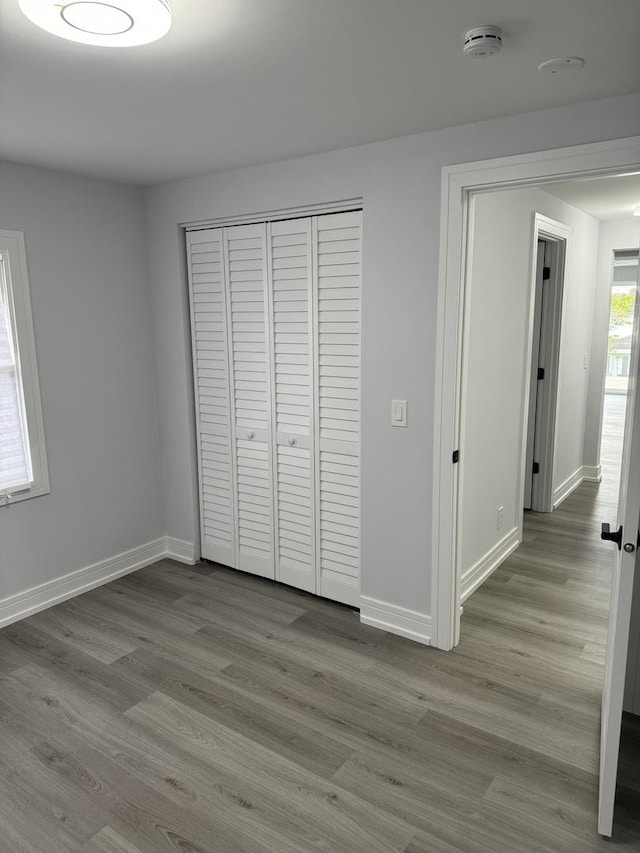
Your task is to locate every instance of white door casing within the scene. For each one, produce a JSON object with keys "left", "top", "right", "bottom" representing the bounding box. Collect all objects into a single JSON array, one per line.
[
  {"left": 524, "top": 240, "right": 546, "bottom": 512},
  {"left": 433, "top": 135, "right": 640, "bottom": 652}
]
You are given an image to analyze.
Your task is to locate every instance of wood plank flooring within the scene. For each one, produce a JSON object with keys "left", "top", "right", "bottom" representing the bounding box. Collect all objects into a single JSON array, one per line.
[{"left": 1, "top": 394, "right": 639, "bottom": 852}]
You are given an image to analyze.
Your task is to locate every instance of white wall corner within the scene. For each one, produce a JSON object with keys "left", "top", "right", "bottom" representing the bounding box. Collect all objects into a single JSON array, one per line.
[
  {"left": 360, "top": 596, "right": 432, "bottom": 646},
  {"left": 460, "top": 526, "right": 520, "bottom": 603},
  {"left": 165, "top": 536, "right": 199, "bottom": 565},
  {"left": 553, "top": 466, "right": 589, "bottom": 508},
  {"left": 582, "top": 464, "right": 602, "bottom": 483},
  {"left": 0, "top": 538, "right": 167, "bottom": 630}
]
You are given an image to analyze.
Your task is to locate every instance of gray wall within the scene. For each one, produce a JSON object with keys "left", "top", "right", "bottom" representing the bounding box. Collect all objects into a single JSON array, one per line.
[
  {"left": 461, "top": 186, "right": 599, "bottom": 583},
  {"left": 0, "top": 162, "right": 164, "bottom": 600},
  {"left": 144, "top": 93, "right": 640, "bottom": 617}
]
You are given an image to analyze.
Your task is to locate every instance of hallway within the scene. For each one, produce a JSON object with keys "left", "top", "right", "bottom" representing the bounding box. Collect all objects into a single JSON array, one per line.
[{"left": 457, "top": 391, "right": 640, "bottom": 847}]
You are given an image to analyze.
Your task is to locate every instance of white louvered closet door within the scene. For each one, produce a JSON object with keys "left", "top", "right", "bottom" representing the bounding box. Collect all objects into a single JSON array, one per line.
[
  {"left": 187, "top": 229, "right": 236, "bottom": 567},
  {"left": 268, "top": 219, "right": 316, "bottom": 593},
  {"left": 225, "top": 223, "right": 275, "bottom": 579},
  {"left": 313, "top": 211, "right": 362, "bottom": 607}
]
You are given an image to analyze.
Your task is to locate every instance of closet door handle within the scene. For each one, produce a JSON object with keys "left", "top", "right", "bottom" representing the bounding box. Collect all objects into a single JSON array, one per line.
[
  {"left": 288, "top": 438, "right": 297, "bottom": 447},
  {"left": 247, "top": 431, "right": 255, "bottom": 440}
]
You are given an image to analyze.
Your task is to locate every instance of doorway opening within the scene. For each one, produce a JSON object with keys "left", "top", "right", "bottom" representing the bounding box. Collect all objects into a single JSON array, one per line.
[
  {"left": 601, "top": 251, "right": 639, "bottom": 489},
  {"left": 432, "top": 137, "right": 640, "bottom": 839}
]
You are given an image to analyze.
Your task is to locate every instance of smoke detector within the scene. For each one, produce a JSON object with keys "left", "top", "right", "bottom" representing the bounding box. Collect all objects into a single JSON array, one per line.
[{"left": 463, "top": 26, "right": 503, "bottom": 58}]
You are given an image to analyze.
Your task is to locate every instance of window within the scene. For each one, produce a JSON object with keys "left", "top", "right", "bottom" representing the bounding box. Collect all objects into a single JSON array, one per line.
[{"left": 0, "top": 230, "right": 49, "bottom": 505}]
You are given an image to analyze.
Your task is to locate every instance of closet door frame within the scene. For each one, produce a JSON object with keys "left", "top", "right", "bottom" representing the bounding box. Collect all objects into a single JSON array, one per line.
[{"left": 185, "top": 199, "right": 363, "bottom": 599}]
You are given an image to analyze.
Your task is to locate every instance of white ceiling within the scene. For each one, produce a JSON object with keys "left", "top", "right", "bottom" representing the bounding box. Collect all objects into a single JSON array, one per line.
[
  {"left": 544, "top": 174, "right": 640, "bottom": 221},
  {"left": 1, "top": 0, "right": 639, "bottom": 185}
]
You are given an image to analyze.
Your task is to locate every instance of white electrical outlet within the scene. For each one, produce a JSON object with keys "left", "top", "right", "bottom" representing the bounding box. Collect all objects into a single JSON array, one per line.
[{"left": 497, "top": 506, "right": 504, "bottom": 530}]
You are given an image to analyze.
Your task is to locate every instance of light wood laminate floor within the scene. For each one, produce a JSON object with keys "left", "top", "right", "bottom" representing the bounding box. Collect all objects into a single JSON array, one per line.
[{"left": 1, "top": 396, "right": 639, "bottom": 852}]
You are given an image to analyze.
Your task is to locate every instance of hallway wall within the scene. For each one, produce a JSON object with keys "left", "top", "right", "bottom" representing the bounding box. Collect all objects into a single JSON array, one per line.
[{"left": 460, "top": 186, "right": 599, "bottom": 593}]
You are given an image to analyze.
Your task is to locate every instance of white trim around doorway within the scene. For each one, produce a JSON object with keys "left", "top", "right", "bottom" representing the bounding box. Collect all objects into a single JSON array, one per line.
[{"left": 431, "top": 135, "right": 640, "bottom": 652}]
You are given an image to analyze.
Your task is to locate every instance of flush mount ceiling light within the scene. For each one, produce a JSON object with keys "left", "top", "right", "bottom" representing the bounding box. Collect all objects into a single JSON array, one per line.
[
  {"left": 18, "top": 0, "right": 171, "bottom": 46},
  {"left": 633, "top": 205, "right": 640, "bottom": 217}
]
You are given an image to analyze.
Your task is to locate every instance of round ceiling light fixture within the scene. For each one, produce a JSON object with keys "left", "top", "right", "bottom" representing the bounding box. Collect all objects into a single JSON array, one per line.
[
  {"left": 18, "top": 0, "right": 171, "bottom": 46},
  {"left": 633, "top": 205, "right": 640, "bottom": 217}
]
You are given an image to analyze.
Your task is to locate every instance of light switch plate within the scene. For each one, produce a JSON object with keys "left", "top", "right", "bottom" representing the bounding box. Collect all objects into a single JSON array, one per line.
[{"left": 391, "top": 399, "right": 408, "bottom": 427}]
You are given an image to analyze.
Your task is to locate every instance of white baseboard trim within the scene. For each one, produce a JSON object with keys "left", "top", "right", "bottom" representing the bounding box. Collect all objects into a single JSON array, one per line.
[
  {"left": 0, "top": 537, "right": 168, "bottom": 630},
  {"left": 461, "top": 526, "right": 520, "bottom": 603},
  {"left": 553, "top": 466, "right": 593, "bottom": 508},
  {"left": 165, "top": 536, "right": 198, "bottom": 565},
  {"left": 582, "top": 464, "right": 602, "bottom": 483},
  {"left": 360, "top": 596, "right": 432, "bottom": 646}
]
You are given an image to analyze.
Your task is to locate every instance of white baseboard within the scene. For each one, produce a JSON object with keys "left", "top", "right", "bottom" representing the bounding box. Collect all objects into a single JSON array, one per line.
[
  {"left": 582, "top": 464, "right": 602, "bottom": 483},
  {"left": 166, "top": 536, "right": 198, "bottom": 565},
  {"left": 460, "top": 526, "right": 520, "bottom": 603},
  {"left": 360, "top": 596, "right": 432, "bottom": 646},
  {"left": 0, "top": 537, "right": 168, "bottom": 630},
  {"left": 553, "top": 466, "right": 593, "bottom": 508}
]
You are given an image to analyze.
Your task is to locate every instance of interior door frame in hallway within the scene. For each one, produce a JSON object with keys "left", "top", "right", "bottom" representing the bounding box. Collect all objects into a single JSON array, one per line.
[
  {"left": 523, "top": 217, "right": 570, "bottom": 514},
  {"left": 432, "top": 134, "right": 640, "bottom": 653}
]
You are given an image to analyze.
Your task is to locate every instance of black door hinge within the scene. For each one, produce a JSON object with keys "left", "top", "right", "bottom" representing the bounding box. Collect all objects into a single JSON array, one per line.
[
  {"left": 452, "top": 450, "right": 460, "bottom": 464},
  {"left": 537, "top": 367, "right": 545, "bottom": 381},
  {"left": 542, "top": 266, "right": 551, "bottom": 281},
  {"left": 532, "top": 461, "right": 540, "bottom": 474}
]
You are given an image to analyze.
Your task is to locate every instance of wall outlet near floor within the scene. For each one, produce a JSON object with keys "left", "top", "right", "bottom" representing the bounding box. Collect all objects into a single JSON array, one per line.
[{"left": 497, "top": 506, "right": 504, "bottom": 530}]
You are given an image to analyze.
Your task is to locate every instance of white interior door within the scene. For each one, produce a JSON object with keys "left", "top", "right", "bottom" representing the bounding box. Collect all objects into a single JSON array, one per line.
[
  {"left": 599, "top": 241, "right": 640, "bottom": 837},
  {"left": 225, "top": 223, "right": 275, "bottom": 579},
  {"left": 188, "top": 210, "right": 361, "bottom": 606},
  {"left": 268, "top": 218, "right": 316, "bottom": 593},
  {"left": 314, "top": 211, "right": 362, "bottom": 607},
  {"left": 187, "top": 228, "right": 237, "bottom": 568}
]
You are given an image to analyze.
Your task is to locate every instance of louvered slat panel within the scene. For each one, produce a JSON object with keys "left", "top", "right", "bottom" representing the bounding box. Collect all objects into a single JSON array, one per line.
[
  {"left": 227, "top": 223, "right": 274, "bottom": 578},
  {"left": 188, "top": 229, "right": 235, "bottom": 565},
  {"left": 314, "top": 211, "right": 361, "bottom": 606},
  {"left": 269, "top": 218, "right": 315, "bottom": 592}
]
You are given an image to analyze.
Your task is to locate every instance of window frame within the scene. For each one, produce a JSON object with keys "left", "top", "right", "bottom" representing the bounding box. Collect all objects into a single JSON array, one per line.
[{"left": 0, "top": 229, "right": 49, "bottom": 505}]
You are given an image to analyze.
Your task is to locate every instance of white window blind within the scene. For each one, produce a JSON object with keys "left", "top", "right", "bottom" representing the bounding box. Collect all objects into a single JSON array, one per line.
[{"left": 0, "top": 256, "right": 32, "bottom": 493}]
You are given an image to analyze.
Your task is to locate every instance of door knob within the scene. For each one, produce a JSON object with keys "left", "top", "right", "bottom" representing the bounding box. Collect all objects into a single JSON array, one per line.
[
  {"left": 247, "top": 431, "right": 255, "bottom": 440},
  {"left": 288, "top": 438, "right": 297, "bottom": 446},
  {"left": 601, "top": 523, "right": 623, "bottom": 550}
]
